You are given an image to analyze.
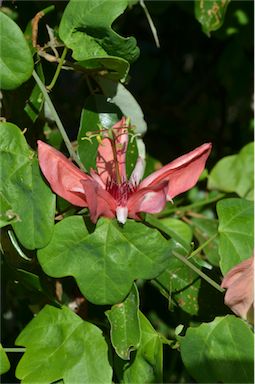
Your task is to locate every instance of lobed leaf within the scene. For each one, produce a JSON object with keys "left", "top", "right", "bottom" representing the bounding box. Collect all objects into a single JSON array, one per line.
[
  {"left": 180, "top": 315, "right": 254, "bottom": 383},
  {"left": 37, "top": 216, "right": 171, "bottom": 305},
  {"left": 59, "top": 0, "right": 139, "bottom": 63},
  {"left": 15, "top": 305, "right": 112, "bottom": 383}
]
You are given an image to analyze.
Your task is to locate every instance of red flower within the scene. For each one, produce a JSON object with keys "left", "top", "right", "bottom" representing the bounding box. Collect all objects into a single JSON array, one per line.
[
  {"left": 221, "top": 256, "right": 254, "bottom": 320},
  {"left": 38, "top": 117, "right": 212, "bottom": 224}
]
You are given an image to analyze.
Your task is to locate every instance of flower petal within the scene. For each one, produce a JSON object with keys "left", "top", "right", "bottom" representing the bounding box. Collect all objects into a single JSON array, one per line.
[
  {"left": 139, "top": 143, "right": 212, "bottom": 200},
  {"left": 221, "top": 256, "right": 254, "bottom": 319},
  {"left": 37, "top": 140, "right": 88, "bottom": 207},
  {"left": 96, "top": 117, "right": 128, "bottom": 183},
  {"left": 127, "top": 182, "right": 168, "bottom": 220},
  {"left": 81, "top": 179, "right": 116, "bottom": 223}
]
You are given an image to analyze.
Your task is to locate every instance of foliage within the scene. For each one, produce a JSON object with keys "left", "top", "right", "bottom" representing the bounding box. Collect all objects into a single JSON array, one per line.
[{"left": 1, "top": 1, "right": 253, "bottom": 383}]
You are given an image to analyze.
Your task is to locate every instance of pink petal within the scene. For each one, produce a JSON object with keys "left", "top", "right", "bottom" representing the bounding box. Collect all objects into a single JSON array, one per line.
[
  {"left": 221, "top": 256, "right": 254, "bottom": 319},
  {"left": 139, "top": 143, "right": 212, "bottom": 200},
  {"left": 81, "top": 179, "right": 116, "bottom": 223},
  {"left": 96, "top": 117, "right": 128, "bottom": 183},
  {"left": 37, "top": 140, "right": 88, "bottom": 207},
  {"left": 127, "top": 181, "right": 168, "bottom": 220}
]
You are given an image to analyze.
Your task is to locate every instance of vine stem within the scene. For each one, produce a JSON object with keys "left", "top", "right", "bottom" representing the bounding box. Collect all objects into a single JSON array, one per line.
[
  {"left": 145, "top": 214, "right": 224, "bottom": 293},
  {"left": 47, "top": 46, "right": 68, "bottom": 91},
  {"left": 140, "top": 0, "right": 160, "bottom": 48},
  {"left": 32, "top": 70, "right": 86, "bottom": 171},
  {"left": 173, "top": 251, "right": 224, "bottom": 292},
  {"left": 156, "top": 192, "right": 225, "bottom": 218},
  {"left": 4, "top": 348, "right": 26, "bottom": 353},
  {"left": 188, "top": 233, "right": 218, "bottom": 260}
]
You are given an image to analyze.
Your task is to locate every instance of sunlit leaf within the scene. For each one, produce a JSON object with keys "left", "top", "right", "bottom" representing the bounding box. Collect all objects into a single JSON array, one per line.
[
  {"left": 195, "top": 0, "right": 231, "bottom": 36},
  {"left": 116, "top": 312, "right": 163, "bottom": 383},
  {"left": 0, "top": 11, "right": 33, "bottom": 89},
  {"left": 180, "top": 315, "right": 254, "bottom": 383},
  {"left": 15, "top": 305, "right": 112, "bottom": 383},
  {"left": 59, "top": 0, "right": 139, "bottom": 63},
  {"left": 0, "top": 344, "right": 10, "bottom": 375},
  {"left": 37, "top": 216, "right": 171, "bottom": 305},
  {"left": 0, "top": 122, "right": 55, "bottom": 249},
  {"left": 217, "top": 198, "right": 253, "bottom": 274},
  {"left": 106, "top": 284, "right": 140, "bottom": 360},
  {"left": 208, "top": 142, "right": 254, "bottom": 200}
]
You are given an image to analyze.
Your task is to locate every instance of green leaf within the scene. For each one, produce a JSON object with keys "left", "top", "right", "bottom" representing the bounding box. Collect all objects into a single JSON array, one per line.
[
  {"left": 217, "top": 198, "right": 253, "bottom": 274},
  {"left": 15, "top": 305, "right": 112, "bottom": 383},
  {"left": 106, "top": 284, "right": 141, "bottom": 360},
  {"left": 0, "top": 122, "right": 55, "bottom": 249},
  {"left": 195, "top": 0, "right": 231, "bottom": 36},
  {"left": 155, "top": 219, "right": 201, "bottom": 316},
  {"left": 0, "top": 344, "right": 10, "bottom": 375},
  {"left": 37, "top": 216, "right": 171, "bottom": 305},
  {"left": 180, "top": 315, "right": 254, "bottom": 383},
  {"left": 191, "top": 217, "right": 220, "bottom": 266},
  {"left": 208, "top": 143, "right": 254, "bottom": 200},
  {"left": 0, "top": 11, "right": 33, "bottom": 90},
  {"left": 78, "top": 55, "right": 130, "bottom": 81},
  {"left": 59, "top": 0, "right": 139, "bottom": 63},
  {"left": 78, "top": 95, "right": 122, "bottom": 170},
  {"left": 116, "top": 312, "right": 163, "bottom": 383}
]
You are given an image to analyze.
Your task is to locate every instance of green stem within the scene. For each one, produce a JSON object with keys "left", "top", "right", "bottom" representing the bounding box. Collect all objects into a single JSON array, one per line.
[
  {"left": 47, "top": 46, "right": 68, "bottom": 91},
  {"left": 188, "top": 233, "right": 218, "bottom": 260},
  {"left": 156, "top": 193, "right": 225, "bottom": 218},
  {"left": 173, "top": 251, "right": 224, "bottom": 292},
  {"left": 140, "top": 0, "right": 160, "bottom": 48},
  {"left": 32, "top": 70, "right": 86, "bottom": 171},
  {"left": 4, "top": 348, "right": 26, "bottom": 353}
]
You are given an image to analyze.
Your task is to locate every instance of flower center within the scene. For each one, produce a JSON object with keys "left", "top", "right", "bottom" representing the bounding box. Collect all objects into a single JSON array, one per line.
[{"left": 106, "top": 179, "right": 136, "bottom": 206}]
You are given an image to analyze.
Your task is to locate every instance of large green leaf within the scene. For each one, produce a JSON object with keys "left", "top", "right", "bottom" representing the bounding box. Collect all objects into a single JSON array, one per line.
[
  {"left": 217, "top": 198, "right": 253, "bottom": 274},
  {"left": 59, "top": 0, "right": 139, "bottom": 63},
  {"left": 37, "top": 216, "right": 171, "bottom": 305},
  {"left": 15, "top": 305, "right": 112, "bottom": 383},
  {"left": 0, "top": 11, "right": 33, "bottom": 90},
  {"left": 195, "top": 0, "right": 231, "bottom": 36},
  {"left": 116, "top": 312, "right": 163, "bottom": 383},
  {"left": 208, "top": 143, "right": 254, "bottom": 200},
  {"left": 0, "top": 122, "right": 55, "bottom": 249},
  {"left": 180, "top": 315, "right": 254, "bottom": 383},
  {"left": 106, "top": 284, "right": 141, "bottom": 360},
  {"left": 0, "top": 344, "right": 10, "bottom": 375}
]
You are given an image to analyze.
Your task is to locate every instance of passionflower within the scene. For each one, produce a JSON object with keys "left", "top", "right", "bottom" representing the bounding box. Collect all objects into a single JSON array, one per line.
[
  {"left": 38, "top": 117, "right": 212, "bottom": 224},
  {"left": 221, "top": 256, "right": 254, "bottom": 320}
]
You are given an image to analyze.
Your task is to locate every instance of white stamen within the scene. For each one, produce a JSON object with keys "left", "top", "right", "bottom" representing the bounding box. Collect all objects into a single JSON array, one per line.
[
  {"left": 116, "top": 206, "right": 128, "bottom": 224},
  {"left": 129, "top": 156, "right": 145, "bottom": 185}
]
